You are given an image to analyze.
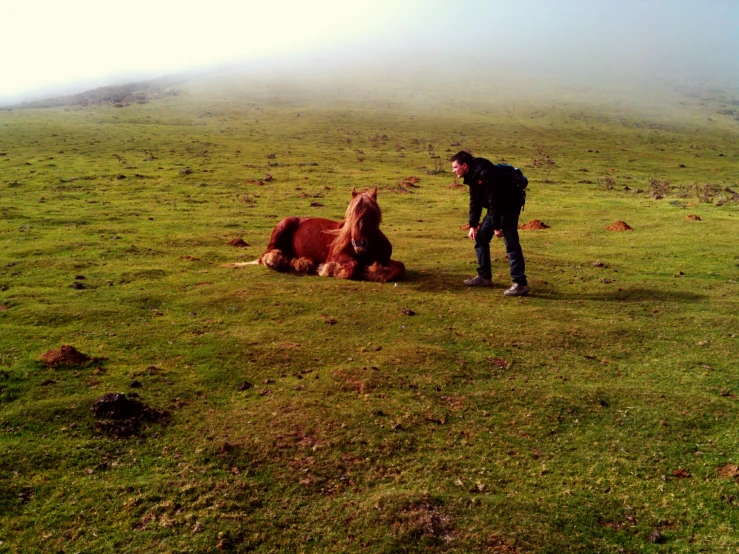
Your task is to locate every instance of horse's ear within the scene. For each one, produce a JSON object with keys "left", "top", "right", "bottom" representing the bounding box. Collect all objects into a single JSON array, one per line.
[
  {"left": 370, "top": 186, "right": 378, "bottom": 200},
  {"left": 351, "top": 188, "right": 358, "bottom": 198}
]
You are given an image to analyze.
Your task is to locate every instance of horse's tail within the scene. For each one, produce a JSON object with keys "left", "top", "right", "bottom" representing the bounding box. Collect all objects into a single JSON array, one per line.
[{"left": 222, "top": 260, "right": 260, "bottom": 268}]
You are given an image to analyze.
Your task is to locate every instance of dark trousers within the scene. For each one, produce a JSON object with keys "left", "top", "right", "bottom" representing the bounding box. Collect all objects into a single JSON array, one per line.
[{"left": 475, "top": 211, "right": 527, "bottom": 285}]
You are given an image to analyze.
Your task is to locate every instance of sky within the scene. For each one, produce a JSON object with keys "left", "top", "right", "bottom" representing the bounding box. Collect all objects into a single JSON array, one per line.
[{"left": 2, "top": 0, "right": 738, "bottom": 104}]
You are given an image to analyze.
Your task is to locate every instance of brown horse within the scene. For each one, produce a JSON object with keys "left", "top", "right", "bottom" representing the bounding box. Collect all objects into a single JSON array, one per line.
[{"left": 258, "top": 187, "right": 405, "bottom": 282}]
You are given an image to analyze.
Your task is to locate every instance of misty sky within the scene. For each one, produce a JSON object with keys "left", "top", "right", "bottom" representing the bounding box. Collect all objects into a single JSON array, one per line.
[{"left": 3, "top": 0, "right": 738, "bottom": 103}]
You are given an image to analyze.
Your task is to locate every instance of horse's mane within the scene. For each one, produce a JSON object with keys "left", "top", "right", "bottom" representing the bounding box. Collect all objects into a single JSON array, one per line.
[{"left": 327, "top": 188, "right": 382, "bottom": 251}]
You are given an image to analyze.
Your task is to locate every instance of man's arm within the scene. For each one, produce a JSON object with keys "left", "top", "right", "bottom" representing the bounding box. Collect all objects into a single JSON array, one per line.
[
  {"left": 482, "top": 167, "right": 503, "bottom": 230},
  {"left": 468, "top": 186, "right": 483, "bottom": 230}
]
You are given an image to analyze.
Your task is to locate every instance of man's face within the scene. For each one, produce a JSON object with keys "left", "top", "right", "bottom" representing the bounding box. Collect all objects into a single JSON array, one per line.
[{"left": 451, "top": 161, "right": 469, "bottom": 178}]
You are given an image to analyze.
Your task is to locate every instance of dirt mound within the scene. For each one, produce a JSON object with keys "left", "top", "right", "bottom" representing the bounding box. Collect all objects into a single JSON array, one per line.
[
  {"left": 717, "top": 463, "right": 739, "bottom": 479},
  {"left": 227, "top": 238, "right": 249, "bottom": 247},
  {"left": 685, "top": 214, "right": 701, "bottom": 221},
  {"left": 39, "top": 345, "right": 101, "bottom": 368},
  {"left": 606, "top": 221, "right": 633, "bottom": 231},
  {"left": 397, "top": 177, "right": 420, "bottom": 189},
  {"left": 91, "top": 392, "right": 169, "bottom": 438},
  {"left": 519, "top": 219, "right": 550, "bottom": 230}
]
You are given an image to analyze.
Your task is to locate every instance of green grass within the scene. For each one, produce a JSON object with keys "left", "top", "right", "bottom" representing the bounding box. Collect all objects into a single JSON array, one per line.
[{"left": 1, "top": 74, "right": 738, "bottom": 553}]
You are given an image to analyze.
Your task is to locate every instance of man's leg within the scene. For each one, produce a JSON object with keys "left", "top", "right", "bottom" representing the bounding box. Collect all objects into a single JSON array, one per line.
[
  {"left": 501, "top": 211, "right": 527, "bottom": 286},
  {"left": 474, "top": 215, "right": 495, "bottom": 280}
]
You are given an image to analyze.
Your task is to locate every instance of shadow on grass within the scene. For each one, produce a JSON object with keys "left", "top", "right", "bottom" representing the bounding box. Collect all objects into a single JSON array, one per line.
[
  {"left": 526, "top": 285, "right": 707, "bottom": 303},
  {"left": 405, "top": 272, "right": 706, "bottom": 303}
]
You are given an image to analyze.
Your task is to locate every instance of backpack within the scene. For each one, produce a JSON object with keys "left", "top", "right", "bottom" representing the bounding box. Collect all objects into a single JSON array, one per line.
[{"left": 493, "top": 163, "right": 529, "bottom": 209}]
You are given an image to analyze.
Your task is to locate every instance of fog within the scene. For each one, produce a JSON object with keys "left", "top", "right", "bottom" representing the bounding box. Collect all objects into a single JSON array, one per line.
[{"left": 2, "top": 0, "right": 737, "bottom": 106}]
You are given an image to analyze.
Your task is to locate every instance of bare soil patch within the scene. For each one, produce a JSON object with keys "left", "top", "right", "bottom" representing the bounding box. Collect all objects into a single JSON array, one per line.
[
  {"left": 91, "top": 392, "right": 169, "bottom": 438},
  {"left": 386, "top": 501, "right": 452, "bottom": 541},
  {"left": 717, "top": 463, "right": 739, "bottom": 479},
  {"left": 685, "top": 214, "right": 701, "bottom": 221},
  {"left": 519, "top": 219, "right": 550, "bottom": 230},
  {"left": 606, "top": 221, "right": 633, "bottom": 231}
]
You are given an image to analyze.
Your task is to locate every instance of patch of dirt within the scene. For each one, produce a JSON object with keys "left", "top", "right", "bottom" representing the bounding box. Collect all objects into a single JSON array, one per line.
[
  {"left": 447, "top": 183, "right": 465, "bottom": 189},
  {"left": 519, "top": 219, "right": 550, "bottom": 230},
  {"left": 685, "top": 214, "right": 701, "bottom": 221},
  {"left": 227, "top": 238, "right": 249, "bottom": 247},
  {"left": 647, "top": 529, "right": 666, "bottom": 544},
  {"left": 672, "top": 468, "right": 691, "bottom": 478},
  {"left": 91, "top": 392, "right": 169, "bottom": 438},
  {"left": 606, "top": 220, "right": 633, "bottom": 231},
  {"left": 39, "top": 345, "right": 104, "bottom": 368},
  {"left": 0, "top": 304, "right": 8, "bottom": 312},
  {"left": 397, "top": 176, "right": 420, "bottom": 189},
  {"left": 439, "top": 395, "right": 466, "bottom": 412},
  {"left": 387, "top": 502, "right": 452, "bottom": 541},
  {"left": 485, "top": 534, "right": 523, "bottom": 553},
  {"left": 717, "top": 463, "right": 739, "bottom": 479},
  {"left": 383, "top": 185, "right": 412, "bottom": 194}
]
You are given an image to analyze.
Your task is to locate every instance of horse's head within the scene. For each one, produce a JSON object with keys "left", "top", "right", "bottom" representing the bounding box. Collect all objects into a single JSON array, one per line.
[{"left": 342, "top": 187, "right": 381, "bottom": 255}]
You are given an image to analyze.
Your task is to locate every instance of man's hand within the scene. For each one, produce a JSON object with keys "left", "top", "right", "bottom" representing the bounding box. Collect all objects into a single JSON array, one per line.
[
  {"left": 468, "top": 227, "right": 476, "bottom": 240},
  {"left": 494, "top": 229, "right": 503, "bottom": 238}
]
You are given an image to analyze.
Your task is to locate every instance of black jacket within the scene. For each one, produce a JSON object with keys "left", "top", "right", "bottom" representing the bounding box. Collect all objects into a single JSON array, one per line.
[{"left": 464, "top": 157, "right": 522, "bottom": 229}]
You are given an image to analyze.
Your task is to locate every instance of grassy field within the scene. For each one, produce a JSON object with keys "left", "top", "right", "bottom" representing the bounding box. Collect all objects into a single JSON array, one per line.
[{"left": 1, "top": 73, "right": 738, "bottom": 553}]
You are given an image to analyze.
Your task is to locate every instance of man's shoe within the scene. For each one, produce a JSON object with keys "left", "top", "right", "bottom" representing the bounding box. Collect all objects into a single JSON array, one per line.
[
  {"left": 503, "top": 283, "right": 529, "bottom": 297},
  {"left": 464, "top": 275, "right": 493, "bottom": 286}
]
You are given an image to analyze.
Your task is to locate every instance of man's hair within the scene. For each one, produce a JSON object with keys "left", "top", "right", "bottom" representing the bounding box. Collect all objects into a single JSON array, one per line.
[{"left": 450, "top": 150, "right": 473, "bottom": 165}]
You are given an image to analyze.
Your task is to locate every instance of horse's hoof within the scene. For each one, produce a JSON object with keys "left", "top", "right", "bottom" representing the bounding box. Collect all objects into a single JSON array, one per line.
[
  {"left": 318, "top": 262, "right": 342, "bottom": 277},
  {"left": 261, "top": 250, "right": 289, "bottom": 272}
]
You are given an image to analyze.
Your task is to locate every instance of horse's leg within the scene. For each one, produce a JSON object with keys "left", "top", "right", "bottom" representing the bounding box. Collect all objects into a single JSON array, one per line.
[
  {"left": 318, "top": 253, "right": 358, "bottom": 279},
  {"left": 290, "top": 257, "right": 317, "bottom": 274},
  {"left": 361, "top": 260, "right": 405, "bottom": 282},
  {"left": 260, "top": 249, "right": 290, "bottom": 272},
  {"left": 259, "top": 217, "right": 302, "bottom": 272}
]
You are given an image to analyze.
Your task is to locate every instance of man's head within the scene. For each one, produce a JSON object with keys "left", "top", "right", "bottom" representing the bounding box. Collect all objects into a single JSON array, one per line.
[{"left": 450, "top": 150, "right": 474, "bottom": 178}]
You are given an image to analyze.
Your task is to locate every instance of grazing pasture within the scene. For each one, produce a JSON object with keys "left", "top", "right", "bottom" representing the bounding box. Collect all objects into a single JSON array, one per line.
[{"left": 0, "top": 74, "right": 738, "bottom": 553}]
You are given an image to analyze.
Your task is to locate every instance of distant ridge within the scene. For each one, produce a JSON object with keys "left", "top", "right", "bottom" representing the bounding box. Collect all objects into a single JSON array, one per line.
[{"left": 7, "top": 74, "right": 185, "bottom": 110}]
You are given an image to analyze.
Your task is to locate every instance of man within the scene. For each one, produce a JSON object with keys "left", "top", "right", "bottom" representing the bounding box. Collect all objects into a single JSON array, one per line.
[{"left": 450, "top": 151, "right": 529, "bottom": 297}]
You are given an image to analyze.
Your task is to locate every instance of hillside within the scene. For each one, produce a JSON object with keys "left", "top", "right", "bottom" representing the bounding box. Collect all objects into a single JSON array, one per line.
[{"left": 1, "top": 72, "right": 738, "bottom": 553}]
